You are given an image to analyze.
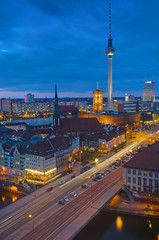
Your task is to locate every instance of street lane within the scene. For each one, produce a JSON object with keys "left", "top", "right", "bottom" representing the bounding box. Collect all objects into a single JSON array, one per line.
[{"left": 0, "top": 131, "right": 157, "bottom": 239}]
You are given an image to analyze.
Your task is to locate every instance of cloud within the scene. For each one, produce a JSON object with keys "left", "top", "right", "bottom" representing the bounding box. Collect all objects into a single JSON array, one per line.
[{"left": 0, "top": 0, "right": 158, "bottom": 97}]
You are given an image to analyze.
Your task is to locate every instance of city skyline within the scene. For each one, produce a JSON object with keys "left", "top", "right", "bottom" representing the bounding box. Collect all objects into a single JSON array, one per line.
[{"left": 0, "top": 0, "right": 159, "bottom": 98}]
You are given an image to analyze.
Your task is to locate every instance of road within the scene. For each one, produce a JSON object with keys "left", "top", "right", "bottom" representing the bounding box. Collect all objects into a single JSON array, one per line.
[{"left": 0, "top": 130, "right": 158, "bottom": 239}]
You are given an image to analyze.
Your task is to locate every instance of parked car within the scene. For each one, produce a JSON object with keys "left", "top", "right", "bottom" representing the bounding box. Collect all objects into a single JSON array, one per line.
[
  {"left": 59, "top": 200, "right": 65, "bottom": 205},
  {"left": 82, "top": 184, "right": 89, "bottom": 189},
  {"left": 46, "top": 186, "right": 53, "bottom": 192},
  {"left": 96, "top": 174, "right": 103, "bottom": 179},
  {"left": 64, "top": 196, "right": 69, "bottom": 202},
  {"left": 59, "top": 180, "right": 65, "bottom": 185},
  {"left": 71, "top": 175, "right": 76, "bottom": 179},
  {"left": 70, "top": 192, "right": 77, "bottom": 197},
  {"left": 92, "top": 178, "right": 98, "bottom": 182}
]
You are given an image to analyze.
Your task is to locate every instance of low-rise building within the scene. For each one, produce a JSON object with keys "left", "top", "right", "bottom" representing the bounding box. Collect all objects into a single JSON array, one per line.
[{"left": 124, "top": 142, "right": 159, "bottom": 196}]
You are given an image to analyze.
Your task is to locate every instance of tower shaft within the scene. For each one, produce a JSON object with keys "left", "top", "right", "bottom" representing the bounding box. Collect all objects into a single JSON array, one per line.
[{"left": 108, "top": 56, "right": 113, "bottom": 111}]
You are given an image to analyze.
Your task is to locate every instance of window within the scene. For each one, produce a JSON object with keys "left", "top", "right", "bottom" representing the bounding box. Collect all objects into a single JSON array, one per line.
[
  {"left": 138, "top": 187, "right": 141, "bottom": 191},
  {"left": 133, "top": 186, "right": 136, "bottom": 190},
  {"left": 155, "top": 180, "right": 158, "bottom": 187},
  {"left": 155, "top": 173, "right": 158, "bottom": 178},
  {"left": 149, "top": 179, "right": 152, "bottom": 187},
  {"left": 138, "top": 170, "right": 142, "bottom": 176},
  {"left": 144, "top": 178, "right": 147, "bottom": 186},
  {"left": 133, "top": 169, "right": 136, "bottom": 175},
  {"left": 149, "top": 172, "right": 153, "bottom": 177},
  {"left": 138, "top": 177, "right": 141, "bottom": 185},
  {"left": 143, "top": 171, "right": 147, "bottom": 176},
  {"left": 128, "top": 169, "right": 131, "bottom": 174},
  {"left": 133, "top": 178, "right": 136, "bottom": 184}
]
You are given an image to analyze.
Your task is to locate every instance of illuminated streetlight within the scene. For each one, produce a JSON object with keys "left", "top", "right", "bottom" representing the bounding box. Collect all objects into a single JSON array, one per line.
[
  {"left": 28, "top": 214, "right": 34, "bottom": 240},
  {"left": 88, "top": 176, "right": 93, "bottom": 206},
  {"left": 95, "top": 158, "right": 99, "bottom": 163}
]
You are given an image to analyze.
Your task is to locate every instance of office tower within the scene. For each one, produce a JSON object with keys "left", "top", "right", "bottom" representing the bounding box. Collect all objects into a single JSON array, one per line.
[
  {"left": 24, "top": 93, "right": 35, "bottom": 103},
  {"left": 105, "top": 2, "right": 115, "bottom": 112},
  {"left": 93, "top": 82, "right": 103, "bottom": 113},
  {"left": 143, "top": 81, "right": 155, "bottom": 102}
]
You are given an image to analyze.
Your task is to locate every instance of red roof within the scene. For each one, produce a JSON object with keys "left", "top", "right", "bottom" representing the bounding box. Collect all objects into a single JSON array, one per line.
[
  {"left": 26, "top": 135, "right": 72, "bottom": 157},
  {"left": 124, "top": 142, "right": 159, "bottom": 171},
  {"left": 59, "top": 118, "right": 104, "bottom": 133},
  {"left": 59, "top": 105, "right": 78, "bottom": 112}
]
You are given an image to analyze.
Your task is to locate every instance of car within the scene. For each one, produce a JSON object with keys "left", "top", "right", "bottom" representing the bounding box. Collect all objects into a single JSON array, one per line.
[
  {"left": 96, "top": 172, "right": 100, "bottom": 176},
  {"left": 59, "top": 199, "right": 65, "bottom": 205},
  {"left": 96, "top": 174, "right": 103, "bottom": 179},
  {"left": 46, "top": 186, "right": 53, "bottom": 192},
  {"left": 82, "top": 184, "right": 89, "bottom": 189},
  {"left": 59, "top": 180, "right": 65, "bottom": 185},
  {"left": 102, "top": 171, "right": 109, "bottom": 176},
  {"left": 71, "top": 175, "right": 76, "bottom": 179},
  {"left": 70, "top": 192, "right": 77, "bottom": 197},
  {"left": 92, "top": 177, "right": 98, "bottom": 182},
  {"left": 64, "top": 196, "right": 69, "bottom": 202}
]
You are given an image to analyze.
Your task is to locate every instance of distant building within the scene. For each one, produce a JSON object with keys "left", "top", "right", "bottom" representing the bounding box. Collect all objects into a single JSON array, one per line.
[
  {"left": 92, "top": 82, "right": 103, "bottom": 113},
  {"left": 118, "top": 101, "right": 140, "bottom": 113},
  {"left": 125, "top": 94, "right": 134, "bottom": 102},
  {"left": 143, "top": 81, "right": 155, "bottom": 102},
  {"left": 154, "top": 102, "right": 159, "bottom": 112},
  {"left": 1, "top": 98, "right": 10, "bottom": 113},
  {"left": 24, "top": 93, "right": 35, "bottom": 103},
  {"left": 140, "top": 101, "right": 154, "bottom": 112},
  {"left": 124, "top": 142, "right": 159, "bottom": 196}
]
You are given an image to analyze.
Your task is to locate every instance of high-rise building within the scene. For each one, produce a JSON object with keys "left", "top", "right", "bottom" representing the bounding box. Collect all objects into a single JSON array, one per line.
[
  {"left": 125, "top": 94, "right": 134, "bottom": 102},
  {"left": 24, "top": 93, "right": 35, "bottom": 103},
  {"left": 93, "top": 82, "right": 103, "bottom": 113},
  {"left": 106, "top": 2, "right": 115, "bottom": 112},
  {"left": 143, "top": 81, "right": 155, "bottom": 102}
]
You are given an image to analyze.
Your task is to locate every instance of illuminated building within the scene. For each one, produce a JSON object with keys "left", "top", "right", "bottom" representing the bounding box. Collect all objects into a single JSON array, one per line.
[
  {"left": 125, "top": 94, "right": 134, "bottom": 102},
  {"left": 124, "top": 142, "right": 159, "bottom": 195},
  {"left": 93, "top": 82, "right": 103, "bottom": 112},
  {"left": 118, "top": 101, "right": 140, "bottom": 113},
  {"left": 78, "top": 112, "right": 140, "bottom": 127},
  {"left": 143, "top": 80, "right": 155, "bottom": 102},
  {"left": 105, "top": 2, "right": 115, "bottom": 112}
]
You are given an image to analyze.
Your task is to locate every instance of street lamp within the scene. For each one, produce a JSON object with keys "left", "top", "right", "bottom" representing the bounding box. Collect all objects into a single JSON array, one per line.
[
  {"left": 88, "top": 176, "right": 93, "bottom": 206},
  {"left": 28, "top": 214, "right": 34, "bottom": 240},
  {"left": 95, "top": 158, "right": 99, "bottom": 163}
]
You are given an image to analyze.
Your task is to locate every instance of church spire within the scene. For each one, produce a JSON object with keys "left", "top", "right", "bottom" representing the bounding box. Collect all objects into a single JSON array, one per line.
[
  {"left": 53, "top": 82, "right": 60, "bottom": 128},
  {"left": 54, "top": 82, "right": 60, "bottom": 116}
]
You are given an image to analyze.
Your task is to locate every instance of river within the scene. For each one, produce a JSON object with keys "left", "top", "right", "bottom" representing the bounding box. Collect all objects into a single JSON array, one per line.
[
  {"left": 74, "top": 211, "right": 159, "bottom": 240},
  {"left": 0, "top": 189, "right": 21, "bottom": 209}
]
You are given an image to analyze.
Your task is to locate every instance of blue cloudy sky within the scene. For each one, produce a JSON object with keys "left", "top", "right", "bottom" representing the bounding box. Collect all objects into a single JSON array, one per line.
[{"left": 0, "top": 0, "right": 158, "bottom": 98}]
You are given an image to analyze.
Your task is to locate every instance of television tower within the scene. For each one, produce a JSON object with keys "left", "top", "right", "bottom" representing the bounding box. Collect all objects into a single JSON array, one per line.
[{"left": 106, "top": 2, "right": 115, "bottom": 112}]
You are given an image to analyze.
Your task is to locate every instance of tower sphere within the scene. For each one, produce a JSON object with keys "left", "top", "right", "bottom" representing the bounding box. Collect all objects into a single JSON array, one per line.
[{"left": 105, "top": 45, "right": 115, "bottom": 56}]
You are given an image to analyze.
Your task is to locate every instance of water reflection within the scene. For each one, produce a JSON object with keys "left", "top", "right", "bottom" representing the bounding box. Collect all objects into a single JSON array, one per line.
[
  {"left": 12, "top": 196, "right": 18, "bottom": 203},
  {"left": 116, "top": 216, "right": 123, "bottom": 231}
]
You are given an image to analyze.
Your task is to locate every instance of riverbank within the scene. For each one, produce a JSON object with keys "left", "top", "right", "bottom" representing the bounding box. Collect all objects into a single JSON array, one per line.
[{"left": 104, "top": 194, "right": 159, "bottom": 219}]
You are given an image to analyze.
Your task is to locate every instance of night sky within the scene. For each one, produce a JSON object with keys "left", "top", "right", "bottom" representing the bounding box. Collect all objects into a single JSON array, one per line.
[{"left": 0, "top": 0, "right": 158, "bottom": 98}]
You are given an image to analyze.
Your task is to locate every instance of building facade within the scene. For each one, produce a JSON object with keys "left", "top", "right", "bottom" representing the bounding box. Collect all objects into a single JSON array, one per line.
[
  {"left": 143, "top": 81, "right": 155, "bottom": 102},
  {"left": 92, "top": 82, "right": 103, "bottom": 113}
]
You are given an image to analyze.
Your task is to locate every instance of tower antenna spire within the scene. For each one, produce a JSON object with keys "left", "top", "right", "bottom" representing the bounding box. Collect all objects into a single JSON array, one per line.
[{"left": 109, "top": 1, "right": 112, "bottom": 39}]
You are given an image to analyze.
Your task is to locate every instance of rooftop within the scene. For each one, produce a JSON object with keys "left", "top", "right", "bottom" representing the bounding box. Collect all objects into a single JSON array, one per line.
[{"left": 124, "top": 142, "right": 159, "bottom": 172}]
